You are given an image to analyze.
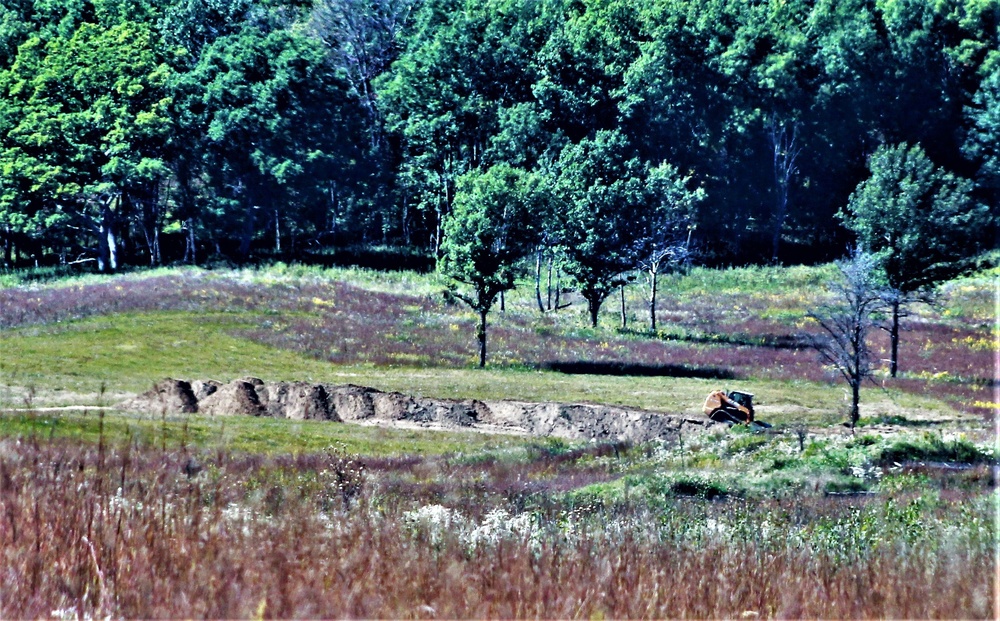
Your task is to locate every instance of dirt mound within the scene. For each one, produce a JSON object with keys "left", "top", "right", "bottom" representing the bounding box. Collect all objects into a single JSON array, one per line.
[
  {"left": 323, "top": 385, "right": 481, "bottom": 427},
  {"left": 120, "top": 379, "right": 198, "bottom": 414},
  {"left": 481, "top": 401, "right": 694, "bottom": 444},
  {"left": 120, "top": 378, "right": 710, "bottom": 444},
  {"left": 325, "top": 384, "right": 377, "bottom": 420},
  {"left": 191, "top": 379, "right": 221, "bottom": 401},
  {"left": 198, "top": 380, "right": 267, "bottom": 417},
  {"left": 262, "top": 382, "right": 338, "bottom": 421}
]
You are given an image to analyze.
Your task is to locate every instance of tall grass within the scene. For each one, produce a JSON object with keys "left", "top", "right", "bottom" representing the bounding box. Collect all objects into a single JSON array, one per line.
[{"left": 1, "top": 431, "right": 992, "bottom": 619}]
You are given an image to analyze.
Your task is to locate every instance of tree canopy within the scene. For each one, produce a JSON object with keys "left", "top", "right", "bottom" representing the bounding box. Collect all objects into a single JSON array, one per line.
[
  {"left": 840, "top": 142, "right": 991, "bottom": 377},
  {"left": 0, "top": 0, "right": 995, "bottom": 303}
]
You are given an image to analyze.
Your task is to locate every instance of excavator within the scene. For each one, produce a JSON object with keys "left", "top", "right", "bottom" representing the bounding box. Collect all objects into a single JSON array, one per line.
[{"left": 703, "top": 390, "right": 771, "bottom": 428}]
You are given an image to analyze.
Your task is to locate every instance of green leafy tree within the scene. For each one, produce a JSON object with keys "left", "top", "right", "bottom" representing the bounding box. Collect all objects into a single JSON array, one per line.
[
  {"left": 0, "top": 19, "right": 171, "bottom": 270},
  {"left": 553, "top": 130, "right": 647, "bottom": 327},
  {"left": 840, "top": 142, "right": 990, "bottom": 377},
  {"left": 439, "top": 164, "right": 543, "bottom": 367},
  {"left": 532, "top": 0, "right": 641, "bottom": 141},
  {"left": 308, "top": 0, "right": 412, "bottom": 147},
  {"left": 964, "top": 63, "right": 1000, "bottom": 196},
  {"left": 377, "top": 0, "right": 554, "bottom": 251},
  {"left": 177, "top": 25, "right": 361, "bottom": 260}
]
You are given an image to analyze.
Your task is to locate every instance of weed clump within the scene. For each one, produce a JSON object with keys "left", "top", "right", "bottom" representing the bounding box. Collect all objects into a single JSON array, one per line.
[
  {"left": 669, "top": 476, "right": 729, "bottom": 500},
  {"left": 725, "top": 433, "right": 769, "bottom": 455},
  {"left": 877, "top": 433, "right": 992, "bottom": 466}
]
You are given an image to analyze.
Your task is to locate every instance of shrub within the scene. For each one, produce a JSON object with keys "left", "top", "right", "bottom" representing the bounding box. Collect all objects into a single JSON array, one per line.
[
  {"left": 669, "top": 476, "right": 729, "bottom": 500},
  {"left": 877, "top": 433, "right": 992, "bottom": 466},
  {"left": 846, "top": 434, "right": 881, "bottom": 449},
  {"left": 725, "top": 434, "right": 769, "bottom": 456},
  {"left": 824, "top": 477, "right": 871, "bottom": 495}
]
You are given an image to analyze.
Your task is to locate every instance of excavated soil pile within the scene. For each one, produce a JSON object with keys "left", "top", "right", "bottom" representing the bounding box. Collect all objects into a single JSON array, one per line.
[
  {"left": 198, "top": 380, "right": 267, "bottom": 417},
  {"left": 121, "top": 378, "right": 712, "bottom": 444},
  {"left": 120, "top": 379, "right": 199, "bottom": 414}
]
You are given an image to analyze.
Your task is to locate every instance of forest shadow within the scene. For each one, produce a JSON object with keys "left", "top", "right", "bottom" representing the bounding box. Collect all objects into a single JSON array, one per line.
[
  {"left": 620, "top": 328, "right": 814, "bottom": 350},
  {"left": 299, "top": 247, "right": 435, "bottom": 272},
  {"left": 538, "top": 361, "right": 738, "bottom": 379}
]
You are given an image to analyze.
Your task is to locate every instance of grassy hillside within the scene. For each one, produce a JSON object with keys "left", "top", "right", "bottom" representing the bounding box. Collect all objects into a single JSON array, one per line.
[
  {"left": 2, "top": 262, "right": 993, "bottom": 419},
  {"left": 0, "top": 262, "right": 994, "bottom": 619}
]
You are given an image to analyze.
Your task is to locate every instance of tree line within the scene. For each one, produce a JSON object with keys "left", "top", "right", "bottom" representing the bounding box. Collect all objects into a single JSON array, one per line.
[{"left": 1, "top": 1, "right": 996, "bottom": 290}]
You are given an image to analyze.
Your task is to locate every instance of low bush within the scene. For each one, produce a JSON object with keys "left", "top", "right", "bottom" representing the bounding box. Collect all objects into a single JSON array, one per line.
[
  {"left": 846, "top": 434, "right": 882, "bottom": 448},
  {"left": 824, "top": 477, "right": 871, "bottom": 495},
  {"left": 669, "top": 476, "right": 730, "bottom": 500},
  {"left": 725, "top": 434, "right": 769, "bottom": 455},
  {"left": 877, "top": 433, "right": 993, "bottom": 466}
]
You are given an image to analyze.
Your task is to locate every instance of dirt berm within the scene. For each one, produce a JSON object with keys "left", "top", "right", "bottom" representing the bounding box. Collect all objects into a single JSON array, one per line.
[{"left": 121, "top": 378, "right": 713, "bottom": 444}]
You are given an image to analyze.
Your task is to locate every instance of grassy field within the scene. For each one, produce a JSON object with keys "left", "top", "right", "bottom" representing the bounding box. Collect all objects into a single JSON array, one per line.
[
  {"left": 0, "top": 262, "right": 996, "bottom": 618},
  {"left": 2, "top": 263, "right": 993, "bottom": 418}
]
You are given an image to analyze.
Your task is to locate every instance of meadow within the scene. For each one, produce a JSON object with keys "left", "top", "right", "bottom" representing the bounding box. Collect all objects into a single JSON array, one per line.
[{"left": 0, "top": 262, "right": 996, "bottom": 618}]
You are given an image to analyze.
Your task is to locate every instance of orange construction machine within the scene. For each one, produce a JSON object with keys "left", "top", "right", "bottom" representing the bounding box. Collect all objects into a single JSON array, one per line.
[{"left": 703, "top": 389, "right": 756, "bottom": 425}]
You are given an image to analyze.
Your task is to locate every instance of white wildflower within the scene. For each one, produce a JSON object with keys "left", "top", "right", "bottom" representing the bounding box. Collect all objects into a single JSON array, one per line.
[{"left": 403, "top": 504, "right": 468, "bottom": 545}]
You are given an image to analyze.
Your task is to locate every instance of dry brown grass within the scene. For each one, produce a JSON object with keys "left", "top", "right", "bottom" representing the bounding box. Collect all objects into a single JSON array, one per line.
[{"left": 0, "top": 431, "right": 991, "bottom": 619}]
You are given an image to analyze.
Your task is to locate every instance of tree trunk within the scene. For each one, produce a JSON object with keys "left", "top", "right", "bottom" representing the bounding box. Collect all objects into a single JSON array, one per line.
[
  {"left": 500, "top": 290, "right": 505, "bottom": 313},
  {"left": 547, "top": 255, "right": 553, "bottom": 311},
  {"left": 890, "top": 298, "right": 900, "bottom": 378},
  {"left": 153, "top": 224, "right": 160, "bottom": 266},
  {"left": 535, "top": 247, "right": 545, "bottom": 313},
  {"left": 3, "top": 225, "right": 11, "bottom": 267},
  {"left": 177, "top": 160, "right": 197, "bottom": 265},
  {"left": 433, "top": 204, "right": 442, "bottom": 258},
  {"left": 554, "top": 267, "right": 562, "bottom": 311},
  {"left": 97, "top": 196, "right": 119, "bottom": 272},
  {"left": 328, "top": 183, "right": 339, "bottom": 243},
  {"left": 850, "top": 378, "right": 860, "bottom": 430},
  {"left": 401, "top": 192, "right": 410, "bottom": 246},
  {"left": 620, "top": 283, "right": 627, "bottom": 330},
  {"left": 477, "top": 308, "right": 488, "bottom": 368},
  {"left": 149, "top": 184, "right": 162, "bottom": 266},
  {"left": 588, "top": 295, "right": 601, "bottom": 328},
  {"left": 138, "top": 192, "right": 160, "bottom": 267},
  {"left": 649, "top": 267, "right": 658, "bottom": 332},
  {"left": 771, "top": 192, "right": 787, "bottom": 264},
  {"left": 184, "top": 217, "right": 196, "bottom": 265},
  {"left": 768, "top": 119, "right": 800, "bottom": 264},
  {"left": 107, "top": 221, "right": 118, "bottom": 271},
  {"left": 238, "top": 187, "right": 256, "bottom": 262},
  {"left": 97, "top": 218, "right": 108, "bottom": 272},
  {"left": 274, "top": 209, "right": 281, "bottom": 254}
]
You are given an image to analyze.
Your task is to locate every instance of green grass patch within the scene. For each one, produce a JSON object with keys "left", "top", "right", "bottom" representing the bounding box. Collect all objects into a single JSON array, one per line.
[
  {"left": 0, "top": 264, "right": 188, "bottom": 289},
  {"left": 857, "top": 414, "right": 925, "bottom": 427},
  {"left": 0, "top": 311, "right": 339, "bottom": 400},
  {"left": 670, "top": 264, "right": 839, "bottom": 297},
  {"left": 0, "top": 306, "right": 966, "bottom": 427},
  {"left": 0, "top": 263, "right": 977, "bottom": 428},
  {"left": 0, "top": 309, "right": 844, "bottom": 418},
  {"left": 0, "top": 409, "right": 525, "bottom": 456},
  {"left": 823, "top": 477, "right": 871, "bottom": 495}
]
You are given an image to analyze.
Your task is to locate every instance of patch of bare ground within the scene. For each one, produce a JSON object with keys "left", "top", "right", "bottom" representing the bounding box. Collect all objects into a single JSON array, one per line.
[{"left": 119, "top": 378, "right": 713, "bottom": 444}]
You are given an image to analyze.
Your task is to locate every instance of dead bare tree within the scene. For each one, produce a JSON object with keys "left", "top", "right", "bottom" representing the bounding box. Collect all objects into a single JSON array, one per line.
[
  {"left": 639, "top": 232, "right": 693, "bottom": 332},
  {"left": 808, "top": 249, "right": 887, "bottom": 429},
  {"left": 768, "top": 117, "right": 801, "bottom": 264},
  {"left": 636, "top": 163, "right": 702, "bottom": 332}
]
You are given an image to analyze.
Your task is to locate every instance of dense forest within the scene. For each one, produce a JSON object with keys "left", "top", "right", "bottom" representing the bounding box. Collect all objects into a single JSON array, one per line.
[{"left": 0, "top": 0, "right": 997, "bottom": 274}]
